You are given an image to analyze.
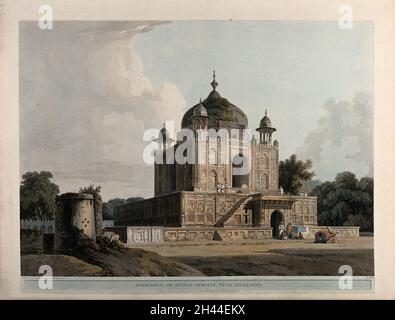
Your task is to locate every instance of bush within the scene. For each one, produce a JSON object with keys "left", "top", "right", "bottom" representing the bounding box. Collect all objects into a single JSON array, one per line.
[{"left": 343, "top": 214, "right": 373, "bottom": 232}]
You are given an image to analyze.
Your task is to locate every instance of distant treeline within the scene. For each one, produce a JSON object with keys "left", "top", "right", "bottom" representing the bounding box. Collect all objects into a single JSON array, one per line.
[
  {"left": 311, "top": 172, "right": 373, "bottom": 232},
  {"left": 102, "top": 197, "right": 144, "bottom": 220},
  {"left": 279, "top": 155, "right": 373, "bottom": 232}
]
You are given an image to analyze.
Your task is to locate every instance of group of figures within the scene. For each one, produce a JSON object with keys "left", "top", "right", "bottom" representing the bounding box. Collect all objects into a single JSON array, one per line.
[
  {"left": 278, "top": 222, "right": 305, "bottom": 240},
  {"left": 216, "top": 183, "right": 225, "bottom": 193}
]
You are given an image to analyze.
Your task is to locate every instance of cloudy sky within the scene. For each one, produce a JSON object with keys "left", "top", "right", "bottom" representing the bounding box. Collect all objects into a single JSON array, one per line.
[{"left": 20, "top": 21, "right": 373, "bottom": 201}]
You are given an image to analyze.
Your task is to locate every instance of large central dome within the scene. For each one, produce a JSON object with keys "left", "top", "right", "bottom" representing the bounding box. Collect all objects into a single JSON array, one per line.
[{"left": 181, "top": 72, "right": 248, "bottom": 129}]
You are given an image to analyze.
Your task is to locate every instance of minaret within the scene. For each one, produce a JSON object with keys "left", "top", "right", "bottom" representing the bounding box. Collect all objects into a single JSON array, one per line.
[
  {"left": 153, "top": 123, "right": 174, "bottom": 165},
  {"left": 190, "top": 98, "right": 209, "bottom": 190},
  {"left": 256, "top": 109, "right": 277, "bottom": 145},
  {"left": 155, "top": 123, "right": 174, "bottom": 150}
]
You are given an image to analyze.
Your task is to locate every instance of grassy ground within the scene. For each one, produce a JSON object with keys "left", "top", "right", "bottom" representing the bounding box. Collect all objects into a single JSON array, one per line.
[
  {"left": 21, "top": 254, "right": 104, "bottom": 276},
  {"left": 21, "top": 237, "right": 374, "bottom": 276},
  {"left": 21, "top": 247, "right": 204, "bottom": 276},
  {"left": 139, "top": 237, "right": 374, "bottom": 276}
]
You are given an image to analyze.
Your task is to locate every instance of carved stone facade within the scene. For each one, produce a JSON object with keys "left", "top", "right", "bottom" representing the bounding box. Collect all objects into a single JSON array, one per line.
[
  {"left": 153, "top": 124, "right": 279, "bottom": 196},
  {"left": 114, "top": 192, "right": 318, "bottom": 236},
  {"left": 114, "top": 75, "right": 322, "bottom": 241}
]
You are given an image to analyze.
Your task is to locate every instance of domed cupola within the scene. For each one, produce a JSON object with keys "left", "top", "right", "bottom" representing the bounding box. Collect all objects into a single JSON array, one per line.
[
  {"left": 191, "top": 98, "right": 209, "bottom": 130},
  {"left": 256, "top": 110, "right": 277, "bottom": 145},
  {"left": 260, "top": 113, "right": 272, "bottom": 128},
  {"left": 181, "top": 71, "right": 249, "bottom": 129},
  {"left": 193, "top": 98, "right": 208, "bottom": 117}
]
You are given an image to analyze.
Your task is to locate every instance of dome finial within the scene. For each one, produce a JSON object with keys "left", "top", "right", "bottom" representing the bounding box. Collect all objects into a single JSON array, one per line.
[
  {"left": 211, "top": 70, "right": 218, "bottom": 90},
  {"left": 265, "top": 109, "right": 267, "bottom": 116}
]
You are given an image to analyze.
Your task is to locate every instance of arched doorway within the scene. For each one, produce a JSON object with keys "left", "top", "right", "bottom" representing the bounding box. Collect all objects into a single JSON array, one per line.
[
  {"left": 208, "top": 169, "right": 217, "bottom": 188},
  {"left": 270, "top": 210, "right": 284, "bottom": 239}
]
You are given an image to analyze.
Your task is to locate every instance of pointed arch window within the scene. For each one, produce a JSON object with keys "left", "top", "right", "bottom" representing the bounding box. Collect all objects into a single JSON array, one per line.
[{"left": 208, "top": 147, "right": 217, "bottom": 165}]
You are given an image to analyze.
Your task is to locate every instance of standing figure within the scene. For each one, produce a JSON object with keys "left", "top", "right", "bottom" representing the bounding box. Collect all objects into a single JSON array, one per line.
[{"left": 278, "top": 221, "right": 285, "bottom": 239}]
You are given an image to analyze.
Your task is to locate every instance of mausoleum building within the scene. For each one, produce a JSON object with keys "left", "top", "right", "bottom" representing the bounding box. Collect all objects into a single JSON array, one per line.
[{"left": 113, "top": 73, "right": 325, "bottom": 241}]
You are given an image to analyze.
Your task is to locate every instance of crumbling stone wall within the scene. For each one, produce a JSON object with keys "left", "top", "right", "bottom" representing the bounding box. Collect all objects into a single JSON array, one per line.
[
  {"left": 20, "top": 229, "right": 43, "bottom": 254},
  {"left": 54, "top": 193, "right": 96, "bottom": 253},
  {"left": 93, "top": 194, "right": 103, "bottom": 237},
  {"left": 305, "top": 226, "right": 360, "bottom": 239}
]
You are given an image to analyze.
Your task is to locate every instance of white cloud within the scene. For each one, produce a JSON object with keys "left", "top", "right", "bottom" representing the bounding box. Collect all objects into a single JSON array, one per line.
[
  {"left": 20, "top": 21, "right": 186, "bottom": 200},
  {"left": 297, "top": 92, "right": 373, "bottom": 181}
]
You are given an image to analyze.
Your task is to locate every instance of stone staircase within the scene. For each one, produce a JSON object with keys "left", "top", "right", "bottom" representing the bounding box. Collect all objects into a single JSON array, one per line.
[{"left": 214, "top": 195, "right": 254, "bottom": 228}]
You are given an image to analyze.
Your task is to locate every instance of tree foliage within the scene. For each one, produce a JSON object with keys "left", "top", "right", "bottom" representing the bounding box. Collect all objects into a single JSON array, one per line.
[
  {"left": 79, "top": 184, "right": 101, "bottom": 197},
  {"left": 20, "top": 171, "right": 60, "bottom": 219},
  {"left": 312, "top": 172, "right": 373, "bottom": 231},
  {"left": 279, "top": 154, "right": 315, "bottom": 194},
  {"left": 102, "top": 197, "right": 144, "bottom": 220},
  {"left": 301, "top": 179, "right": 322, "bottom": 194}
]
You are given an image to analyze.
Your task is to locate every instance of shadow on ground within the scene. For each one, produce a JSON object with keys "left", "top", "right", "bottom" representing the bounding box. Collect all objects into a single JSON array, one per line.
[{"left": 173, "top": 248, "right": 374, "bottom": 276}]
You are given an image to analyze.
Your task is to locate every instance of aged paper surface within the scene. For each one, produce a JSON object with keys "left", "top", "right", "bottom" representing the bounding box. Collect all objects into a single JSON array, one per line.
[{"left": 0, "top": 0, "right": 394, "bottom": 299}]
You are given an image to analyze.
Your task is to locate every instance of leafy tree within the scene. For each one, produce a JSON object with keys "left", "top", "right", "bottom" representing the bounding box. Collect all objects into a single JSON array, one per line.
[
  {"left": 20, "top": 171, "right": 60, "bottom": 219},
  {"left": 358, "top": 177, "right": 373, "bottom": 195},
  {"left": 279, "top": 154, "right": 315, "bottom": 194},
  {"left": 355, "top": 177, "right": 374, "bottom": 229},
  {"left": 313, "top": 181, "right": 336, "bottom": 225},
  {"left": 301, "top": 179, "right": 322, "bottom": 194},
  {"left": 101, "top": 198, "right": 125, "bottom": 220},
  {"left": 108, "top": 198, "right": 127, "bottom": 208},
  {"left": 335, "top": 171, "right": 358, "bottom": 190},
  {"left": 126, "top": 197, "right": 144, "bottom": 203},
  {"left": 102, "top": 202, "right": 113, "bottom": 220},
  {"left": 79, "top": 184, "right": 101, "bottom": 197},
  {"left": 313, "top": 172, "right": 373, "bottom": 231},
  {"left": 102, "top": 197, "right": 144, "bottom": 220},
  {"left": 343, "top": 214, "right": 372, "bottom": 231}
]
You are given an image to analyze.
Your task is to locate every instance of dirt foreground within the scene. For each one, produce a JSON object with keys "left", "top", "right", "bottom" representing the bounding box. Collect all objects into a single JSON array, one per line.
[
  {"left": 138, "top": 237, "right": 374, "bottom": 276},
  {"left": 21, "top": 237, "right": 373, "bottom": 276},
  {"left": 21, "top": 247, "right": 204, "bottom": 276}
]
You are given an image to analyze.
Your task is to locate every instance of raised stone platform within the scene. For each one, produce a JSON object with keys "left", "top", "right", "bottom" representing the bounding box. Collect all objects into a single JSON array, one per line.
[
  {"left": 303, "top": 226, "right": 360, "bottom": 238},
  {"left": 164, "top": 227, "right": 272, "bottom": 241},
  {"left": 107, "top": 226, "right": 272, "bottom": 244},
  {"left": 106, "top": 225, "right": 359, "bottom": 245},
  {"left": 105, "top": 226, "right": 164, "bottom": 244}
]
